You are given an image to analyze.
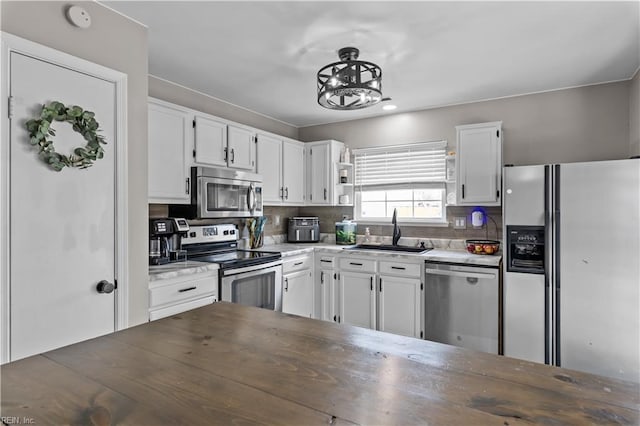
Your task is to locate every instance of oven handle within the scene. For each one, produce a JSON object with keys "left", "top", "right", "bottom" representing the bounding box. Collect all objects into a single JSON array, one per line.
[
  {"left": 221, "top": 260, "right": 282, "bottom": 277},
  {"left": 425, "top": 268, "right": 496, "bottom": 280}
]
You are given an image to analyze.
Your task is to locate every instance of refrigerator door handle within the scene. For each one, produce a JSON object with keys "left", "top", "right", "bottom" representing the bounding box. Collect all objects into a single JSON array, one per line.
[
  {"left": 553, "top": 164, "right": 561, "bottom": 367},
  {"left": 544, "top": 165, "right": 552, "bottom": 365}
]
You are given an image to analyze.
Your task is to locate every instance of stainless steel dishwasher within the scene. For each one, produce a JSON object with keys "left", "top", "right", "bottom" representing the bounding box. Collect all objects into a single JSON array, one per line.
[{"left": 424, "top": 262, "right": 500, "bottom": 354}]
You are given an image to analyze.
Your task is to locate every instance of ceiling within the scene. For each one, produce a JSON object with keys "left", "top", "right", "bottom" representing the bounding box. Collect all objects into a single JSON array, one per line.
[{"left": 104, "top": 1, "right": 640, "bottom": 128}]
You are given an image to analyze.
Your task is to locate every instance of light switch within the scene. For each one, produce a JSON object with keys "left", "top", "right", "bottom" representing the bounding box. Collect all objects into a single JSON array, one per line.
[{"left": 453, "top": 216, "right": 466, "bottom": 229}]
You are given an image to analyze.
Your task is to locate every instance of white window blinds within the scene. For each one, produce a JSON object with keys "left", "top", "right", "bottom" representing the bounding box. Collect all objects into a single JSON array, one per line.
[{"left": 354, "top": 141, "right": 447, "bottom": 186}]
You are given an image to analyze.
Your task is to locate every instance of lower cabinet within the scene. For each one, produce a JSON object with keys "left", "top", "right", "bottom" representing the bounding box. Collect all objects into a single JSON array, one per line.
[
  {"left": 314, "top": 254, "right": 337, "bottom": 321},
  {"left": 339, "top": 271, "right": 376, "bottom": 329},
  {"left": 282, "top": 254, "right": 314, "bottom": 318},
  {"left": 378, "top": 275, "right": 422, "bottom": 338},
  {"left": 149, "top": 270, "right": 218, "bottom": 321}
]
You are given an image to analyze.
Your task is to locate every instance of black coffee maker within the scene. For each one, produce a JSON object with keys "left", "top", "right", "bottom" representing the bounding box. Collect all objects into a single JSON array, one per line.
[{"left": 149, "top": 218, "right": 189, "bottom": 265}]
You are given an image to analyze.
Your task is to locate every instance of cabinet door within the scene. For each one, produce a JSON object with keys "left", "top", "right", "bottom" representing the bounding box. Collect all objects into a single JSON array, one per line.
[
  {"left": 283, "top": 269, "right": 314, "bottom": 318},
  {"left": 316, "top": 266, "right": 336, "bottom": 321},
  {"left": 378, "top": 275, "right": 422, "bottom": 338},
  {"left": 228, "top": 125, "right": 256, "bottom": 171},
  {"left": 307, "top": 143, "right": 330, "bottom": 204},
  {"left": 194, "top": 115, "right": 227, "bottom": 167},
  {"left": 339, "top": 271, "right": 376, "bottom": 329},
  {"left": 456, "top": 123, "right": 501, "bottom": 205},
  {"left": 257, "top": 134, "right": 283, "bottom": 204},
  {"left": 148, "top": 101, "right": 192, "bottom": 203},
  {"left": 282, "top": 140, "right": 305, "bottom": 204}
]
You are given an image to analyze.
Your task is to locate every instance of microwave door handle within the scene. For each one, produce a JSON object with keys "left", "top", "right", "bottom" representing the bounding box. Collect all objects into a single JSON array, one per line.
[{"left": 247, "top": 183, "right": 256, "bottom": 211}]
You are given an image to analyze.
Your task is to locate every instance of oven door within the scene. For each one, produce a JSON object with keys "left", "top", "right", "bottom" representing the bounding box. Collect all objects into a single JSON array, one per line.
[
  {"left": 220, "top": 261, "right": 282, "bottom": 311},
  {"left": 197, "top": 176, "right": 263, "bottom": 218}
]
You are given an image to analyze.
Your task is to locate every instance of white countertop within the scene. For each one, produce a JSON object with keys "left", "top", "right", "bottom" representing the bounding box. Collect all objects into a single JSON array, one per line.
[{"left": 148, "top": 243, "right": 501, "bottom": 282}]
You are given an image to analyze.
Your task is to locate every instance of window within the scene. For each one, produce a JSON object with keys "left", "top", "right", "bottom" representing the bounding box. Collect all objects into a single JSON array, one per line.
[{"left": 354, "top": 141, "right": 447, "bottom": 223}]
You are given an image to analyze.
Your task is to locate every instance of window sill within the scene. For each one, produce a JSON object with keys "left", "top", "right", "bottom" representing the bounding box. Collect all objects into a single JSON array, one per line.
[{"left": 354, "top": 219, "right": 450, "bottom": 228}]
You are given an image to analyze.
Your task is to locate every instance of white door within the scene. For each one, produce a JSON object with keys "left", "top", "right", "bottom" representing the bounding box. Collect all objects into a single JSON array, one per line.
[
  {"left": 340, "top": 271, "right": 376, "bottom": 329},
  {"left": 194, "top": 115, "right": 227, "bottom": 167},
  {"left": 9, "top": 52, "right": 117, "bottom": 361},
  {"left": 148, "top": 100, "right": 192, "bottom": 204},
  {"left": 282, "top": 270, "right": 313, "bottom": 318},
  {"left": 256, "top": 133, "right": 282, "bottom": 204},
  {"left": 282, "top": 140, "right": 305, "bottom": 204},
  {"left": 227, "top": 125, "right": 255, "bottom": 171},
  {"left": 378, "top": 275, "right": 422, "bottom": 338}
]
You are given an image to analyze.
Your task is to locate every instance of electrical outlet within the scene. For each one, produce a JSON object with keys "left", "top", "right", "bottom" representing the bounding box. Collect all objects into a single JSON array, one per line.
[{"left": 453, "top": 216, "right": 466, "bottom": 229}]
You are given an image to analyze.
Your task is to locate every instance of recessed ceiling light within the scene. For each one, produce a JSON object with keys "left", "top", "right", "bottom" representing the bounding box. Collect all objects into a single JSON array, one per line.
[{"left": 382, "top": 104, "right": 397, "bottom": 111}]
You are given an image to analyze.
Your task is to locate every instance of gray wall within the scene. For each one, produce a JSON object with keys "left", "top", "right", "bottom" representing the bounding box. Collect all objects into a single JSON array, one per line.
[
  {"left": 1, "top": 1, "right": 149, "bottom": 326},
  {"left": 630, "top": 70, "right": 640, "bottom": 158},
  {"left": 299, "top": 81, "right": 633, "bottom": 165},
  {"left": 149, "top": 76, "right": 298, "bottom": 140}
]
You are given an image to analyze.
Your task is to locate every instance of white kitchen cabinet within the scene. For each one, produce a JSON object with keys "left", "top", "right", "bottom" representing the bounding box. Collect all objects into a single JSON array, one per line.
[
  {"left": 306, "top": 140, "right": 344, "bottom": 205},
  {"left": 194, "top": 115, "right": 227, "bottom": 167},
  {"left": 282, "top": 254, "right": 314, "bottom": 318},
  {"left": 456, "top": 121, "right": 502, "bottom": 206},
  {"left": 315, "top": 254, "right": 337, "bottom": 321},
  {"left": 257, "top": 134, "right": 305, "bottom": 205},
  {"left": 227, "top": 125, "right": 256, "bottom": 171},
  {"left": 378, "top": 275, "right": 422, "bottom": 338},
  {"left": 148, "top": 98, "right": 192, "bottom": 204},
  {"left": 149, "top": 271, "right": 218, "bottom": 321},
  {"left": 282, "top": 139, "right": 305, "bottom": 204},
  {"left": 339, "top": 270, "right": 376, "bottom": 329},
  {"left": 194, "top": 116, "right": 256, "bottom": 171}
]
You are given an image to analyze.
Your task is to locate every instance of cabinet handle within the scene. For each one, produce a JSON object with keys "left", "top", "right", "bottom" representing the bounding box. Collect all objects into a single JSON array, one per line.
[
  {"left": 178, "top": 286, "right": 196, "bottom": 293},
  {"left": 185, "top": 178, "right": 190, "bottom": 195},
  {"left": 324, "top": 188, "right": 327, "bottom": 200},
  {"left": 285, "top": 187, "right": 289, "bottom": 200},
  {"left": 462, "top": 184, "right": 465, "bottom": 199},
  {"left": 293, "top": 261, "right": 304, "bottom": 266},
  {"left": 320, "top": 259, "right": 332, "bottom": 263},
  {"left": 284, "top": 278, "right": 288, "bottom": 292},
  {"left": 370, "top": 276, "right": 373, "bottom": 291},
  {"left": 379, "top": 278, "right": 382, "bottom": 292},
  {"left": 224, "top": 147, "right": 228, "bottom": 162},
  {"left": 230, "top": 148, "right": 235, "bottom": 163},
  {"left": 333, "top": 314, "right": 337, "bottom": 322},
  {"left": 280, "top": 187, "right": 284, "bottom": 199},
  {"left": 390, "top": 266, "right": 405, "bottom": 270},
  {"left": 320, "top": 271, "right": 324, "bottom": 284},
  {"left": 350, "top": 262, "right": 363, "bottom": 266}
]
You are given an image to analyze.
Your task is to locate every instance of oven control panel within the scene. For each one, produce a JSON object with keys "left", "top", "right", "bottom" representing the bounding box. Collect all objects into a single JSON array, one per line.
[{"left": 183, "top": 224, "right": 237, "bottom": 246}]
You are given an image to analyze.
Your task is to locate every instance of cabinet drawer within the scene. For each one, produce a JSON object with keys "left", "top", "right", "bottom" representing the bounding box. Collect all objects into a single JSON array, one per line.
[
  {"left": 316, "top": 255, "right": 336, "bottom": 268},
  {"left": 150, "top": 275, "right": 217, "bottom": 308},
  {"left": 149, "top": 296, "right": 216, "bottom": 321},
  {"left": 339, "top": 257, "right": 376, "bottom": 272},
  {"left": 379, "top": 260, "right": 422, "bottom": 278},
  {"left": 283, "top": 255, "right": 313, "bottom": 274}
]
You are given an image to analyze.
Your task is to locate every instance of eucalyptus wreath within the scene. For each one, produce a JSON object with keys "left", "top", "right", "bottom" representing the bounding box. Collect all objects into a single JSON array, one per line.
[{"left": 24, "top": 101, "right": 106, "bottom": 171}]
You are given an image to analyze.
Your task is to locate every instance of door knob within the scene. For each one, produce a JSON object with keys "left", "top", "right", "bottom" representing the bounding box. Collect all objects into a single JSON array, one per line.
[{"left": 96, "top": 280, "right": 115, "bottom": 294}]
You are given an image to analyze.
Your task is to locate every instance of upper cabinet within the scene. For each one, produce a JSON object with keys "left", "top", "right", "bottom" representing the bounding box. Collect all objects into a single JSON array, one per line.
[
  {"left": 257, "top": 134, "right": 305, "bottom": 205},
  {"left": 306, "top": 140, "right": 345, "bottom": 206},
  {"left": 148, "top": 98, "right": 192, "bottom": 204},
  {"left": 193, "top": 116, "right": 256, "bottom": 172},
  {"left": 456, "top": 121, "right": 502, "bottom": 206}
]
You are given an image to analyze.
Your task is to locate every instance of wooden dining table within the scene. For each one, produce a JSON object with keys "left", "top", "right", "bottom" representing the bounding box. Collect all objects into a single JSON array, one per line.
[{"left": 2, "top": 302, "right": 638, "bottom": 425}]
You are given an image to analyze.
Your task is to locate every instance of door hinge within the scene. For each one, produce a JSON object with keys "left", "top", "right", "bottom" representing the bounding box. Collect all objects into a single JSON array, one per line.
[
  {"left": 8, "top": 96, "right": 15, "bottom": 119},
  {"left": 193, "top": 119, "right": 196, "bottom": 128}
]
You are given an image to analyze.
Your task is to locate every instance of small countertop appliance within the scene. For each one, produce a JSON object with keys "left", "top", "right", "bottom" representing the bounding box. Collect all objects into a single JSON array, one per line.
[
  {"left": 288, "top": 217, "right": 320, "bottom": 243},
  {"left": 149, "top": 218, "right": 189, "bottom": 265}
]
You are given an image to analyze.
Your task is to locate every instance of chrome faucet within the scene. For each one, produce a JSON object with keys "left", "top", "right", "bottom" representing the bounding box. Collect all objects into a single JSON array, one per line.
[{"left": 392, "top": 208, "right": 401, "bottom": 246}]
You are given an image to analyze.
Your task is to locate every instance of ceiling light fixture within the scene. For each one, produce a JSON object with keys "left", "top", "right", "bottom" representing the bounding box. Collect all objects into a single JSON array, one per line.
[{"left": 317, "top": 47, "right": 383, "bottom": 110}]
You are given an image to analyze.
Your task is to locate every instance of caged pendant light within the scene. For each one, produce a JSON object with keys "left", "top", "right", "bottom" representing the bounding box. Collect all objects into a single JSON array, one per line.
[{"left": 317, "top": 47, "right": 383, "bottom": 110}]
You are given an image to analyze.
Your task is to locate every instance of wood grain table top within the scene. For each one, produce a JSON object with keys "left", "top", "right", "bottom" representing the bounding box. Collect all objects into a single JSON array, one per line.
[{"left": 2, "top": 302, "right": 638, "bottom": 425}]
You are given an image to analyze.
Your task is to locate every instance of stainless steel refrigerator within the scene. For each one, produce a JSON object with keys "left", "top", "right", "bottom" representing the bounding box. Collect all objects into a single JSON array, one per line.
[{"left": 502, "top": 159, "right": 639, "bottom": 383}]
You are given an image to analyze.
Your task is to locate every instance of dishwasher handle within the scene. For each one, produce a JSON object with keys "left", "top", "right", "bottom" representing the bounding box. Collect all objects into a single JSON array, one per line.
[{"left": 425, "top": 268, "right": 497, "bottom": 280}]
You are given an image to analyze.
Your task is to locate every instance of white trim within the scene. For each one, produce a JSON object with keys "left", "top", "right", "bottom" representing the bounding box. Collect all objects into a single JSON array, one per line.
[
  {"left": 352, "top": 140, "right": 447, "bottom": 154},
  {"left": 0, "top": 32, "right": 129, "bottom": 363}
]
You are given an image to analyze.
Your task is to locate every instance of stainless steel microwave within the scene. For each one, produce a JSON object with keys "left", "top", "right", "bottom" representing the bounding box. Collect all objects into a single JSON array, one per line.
[{"left": 169, "top": 167, "right": 263, "bottom": 219}]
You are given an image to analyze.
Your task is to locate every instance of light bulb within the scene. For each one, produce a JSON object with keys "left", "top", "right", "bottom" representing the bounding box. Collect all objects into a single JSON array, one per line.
[{"left": 382, "top": 104, "right": 397, "bottom": 111}]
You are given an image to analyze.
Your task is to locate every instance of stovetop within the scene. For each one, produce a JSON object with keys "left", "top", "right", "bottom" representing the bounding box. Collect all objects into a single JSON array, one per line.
[{"left": 189, "top": 249, "right": 281, "bottom": 269}]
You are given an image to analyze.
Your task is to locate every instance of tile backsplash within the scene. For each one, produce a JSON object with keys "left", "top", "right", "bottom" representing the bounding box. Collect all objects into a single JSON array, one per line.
[{"left": 151, "top": 204, "right": 502, "bottom": 242}]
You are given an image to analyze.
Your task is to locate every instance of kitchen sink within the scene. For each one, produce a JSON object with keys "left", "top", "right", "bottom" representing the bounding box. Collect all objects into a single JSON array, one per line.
[{"left": 345, "top": 244, "right": 432, "bottom": 254}]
